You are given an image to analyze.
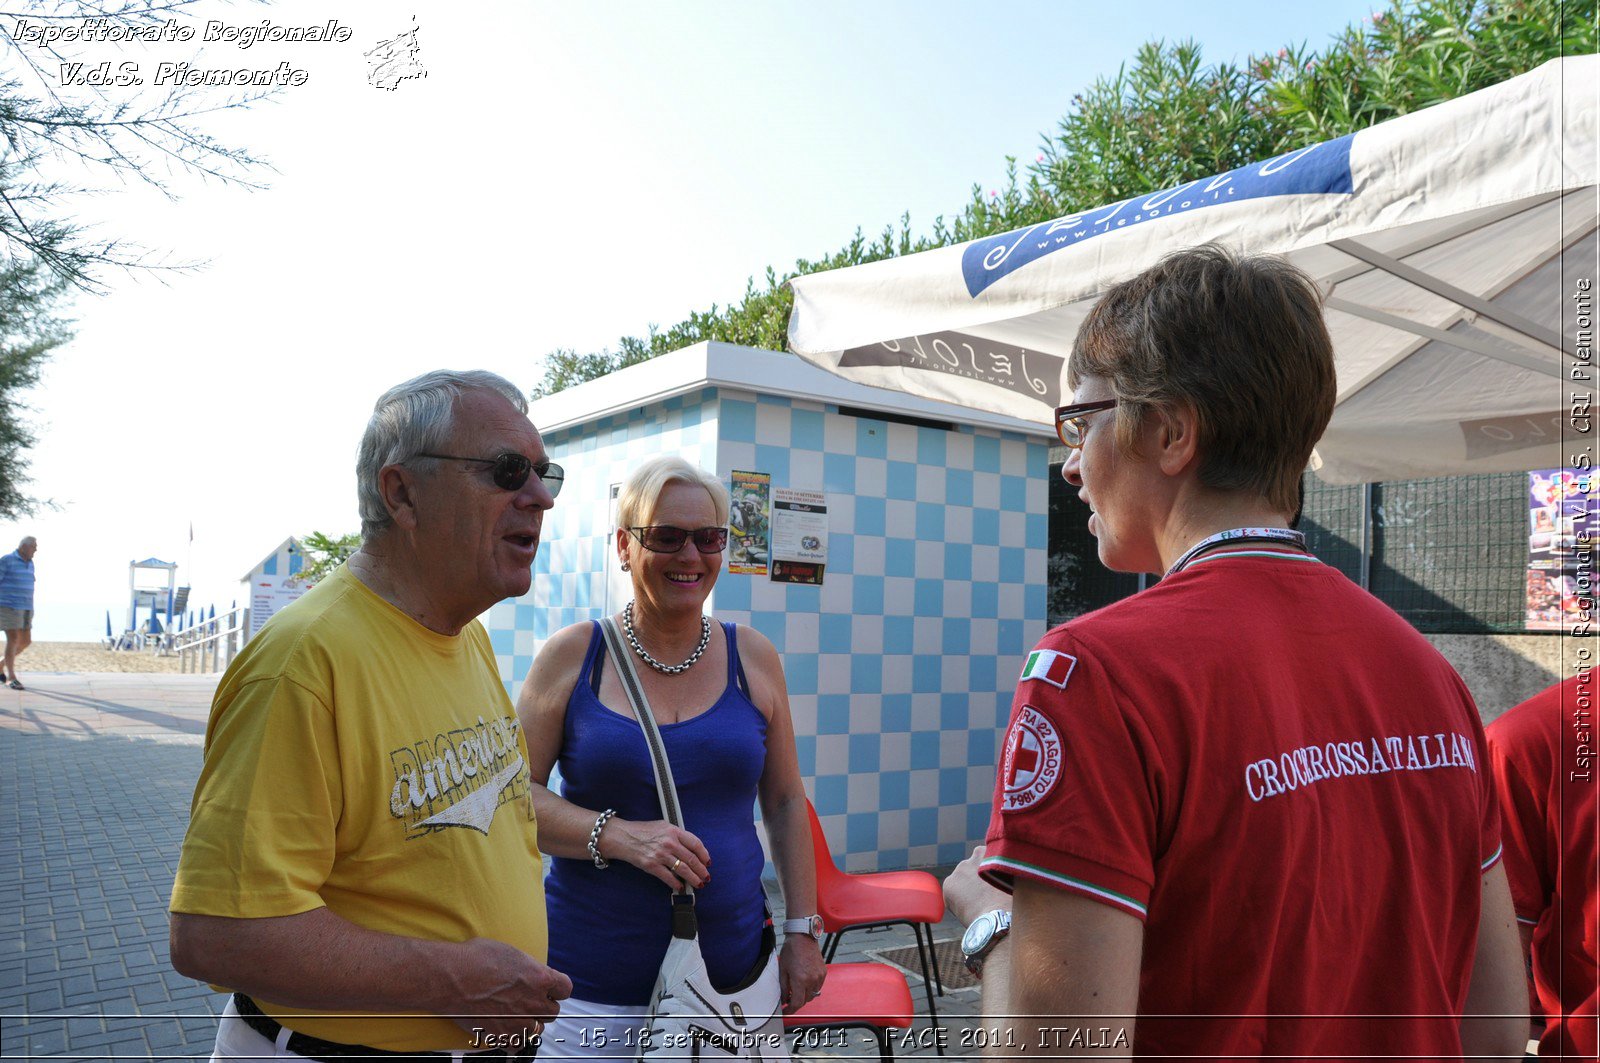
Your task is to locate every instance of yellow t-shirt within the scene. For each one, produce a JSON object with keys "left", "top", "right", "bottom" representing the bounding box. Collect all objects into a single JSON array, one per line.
[{"left": 170, "top": 565, "right": 546, "bottom": 1051}]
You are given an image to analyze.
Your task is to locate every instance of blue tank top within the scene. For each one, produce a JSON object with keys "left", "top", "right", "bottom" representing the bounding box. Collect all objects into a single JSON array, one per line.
[{"left": 544, "top": 621, "right": 770, "bottom": 1005}]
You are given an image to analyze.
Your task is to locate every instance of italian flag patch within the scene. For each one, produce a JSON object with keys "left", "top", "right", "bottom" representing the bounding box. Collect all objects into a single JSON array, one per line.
[{"left": 1019, "top": 649, "right": 1077, "bottom": 689}]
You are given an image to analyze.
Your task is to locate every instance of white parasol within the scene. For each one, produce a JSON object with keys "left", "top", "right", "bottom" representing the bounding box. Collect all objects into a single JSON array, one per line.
[{"left": 789, "top": 57, "right": 1598, "bottom": 483}]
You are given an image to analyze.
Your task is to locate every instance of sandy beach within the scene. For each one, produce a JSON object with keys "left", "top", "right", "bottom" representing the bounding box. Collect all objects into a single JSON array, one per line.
[{"left": 13, "top": 641, "right": 188, "bottom": 674}]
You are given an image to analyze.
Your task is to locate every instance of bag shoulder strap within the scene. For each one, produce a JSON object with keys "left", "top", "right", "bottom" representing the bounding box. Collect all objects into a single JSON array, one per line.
[
  {"left": 598, "top": 616, "right": 696, "bottom": 914},
  {"left": 598, "top": 615, "right": 683, "bottom": 825}
]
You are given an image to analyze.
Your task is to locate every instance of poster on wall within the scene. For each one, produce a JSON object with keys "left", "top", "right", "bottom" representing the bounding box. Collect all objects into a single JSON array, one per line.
[
  {"left": 771, "top": 488, "right": 827, "bottom": 584},
  {"left": 729, "top": 470, "right": 771, "bottom": 575},
  {"left": 771, "top": 560, "right": 824, "bottom": 584},
  {"left": 1525, "top": 467, "right": 1595, "bottom": 631},
  {"left": 249, "top": 576, "right": 309, "bottom": 638}
]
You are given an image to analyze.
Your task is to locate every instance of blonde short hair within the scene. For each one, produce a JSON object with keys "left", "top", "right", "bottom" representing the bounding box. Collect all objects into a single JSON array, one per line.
[{"left": 615, "top": 456, "right": 730, "bottom": 530}]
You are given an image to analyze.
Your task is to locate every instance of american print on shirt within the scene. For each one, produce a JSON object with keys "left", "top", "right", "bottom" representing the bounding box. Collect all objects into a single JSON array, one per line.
[{"left": 388, "top": 712, "right": 532, "bottom": 838}]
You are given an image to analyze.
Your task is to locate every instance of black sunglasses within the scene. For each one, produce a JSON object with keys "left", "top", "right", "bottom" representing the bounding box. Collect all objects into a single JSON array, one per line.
[
  {"left": 418, "top": 453, "right": 564, "bottom": 497},
  {"left": 1054, "top": 399, "right": 1118, "bottom": 448},
  {"left": 628, "top": 525, "right": 729, "bottom": 554}
]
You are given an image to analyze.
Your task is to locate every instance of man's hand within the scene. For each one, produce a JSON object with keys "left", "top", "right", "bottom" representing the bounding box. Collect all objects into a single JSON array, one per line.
[
  {"left": 946, "top": 845, "right": 1012, "bottom": 926},
  {"left": 442, "top": 937, "right": 573, "bottom": 1042},
  {"left": 778, "top": 935, "right": 826, "bottom": 1014},
  {"left": 171, "top": 911, "right": 572, "bottom": 1046}
]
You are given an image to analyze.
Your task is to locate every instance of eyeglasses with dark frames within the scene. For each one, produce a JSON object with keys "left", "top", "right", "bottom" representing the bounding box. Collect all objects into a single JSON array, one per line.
[
  {"left": 1054, "top": 399, "right": 1118, "bottom": 448},
  {"left": 417, "top": 453, "right": 564, "bottom": 497},
  {"left": 628, "top": 525, "right": 729, "bottom": 554}
]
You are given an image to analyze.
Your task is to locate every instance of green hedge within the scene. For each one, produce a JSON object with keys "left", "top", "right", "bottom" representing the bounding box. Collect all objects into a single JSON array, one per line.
[{"left": 535, "top": 0, "right": 1595, "bottom": 397}]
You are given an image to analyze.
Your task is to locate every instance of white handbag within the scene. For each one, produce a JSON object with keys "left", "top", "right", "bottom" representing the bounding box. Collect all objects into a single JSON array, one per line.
[{"left": 597, "top": 617, "right": 791, "bottom": 1063}]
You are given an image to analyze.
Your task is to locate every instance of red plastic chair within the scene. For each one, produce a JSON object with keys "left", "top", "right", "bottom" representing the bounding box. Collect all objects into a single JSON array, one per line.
[
  {"left": 806, "top": 798, "right": 947, "bottom": 1054},
  {"left": 784, "top": 962, "right": 914, "bottom": 1060}
]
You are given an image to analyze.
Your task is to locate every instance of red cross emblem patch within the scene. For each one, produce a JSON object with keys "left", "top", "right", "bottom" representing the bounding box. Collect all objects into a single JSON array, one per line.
[{"left": 1001, "top": 705, "right": 1063, "bottom": 812}]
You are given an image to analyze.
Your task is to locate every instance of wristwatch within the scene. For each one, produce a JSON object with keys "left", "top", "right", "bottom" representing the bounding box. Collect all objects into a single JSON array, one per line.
[
  {"left": 781, "top": 914, "right": 824, "bottom": 943},
  {"left": 960, "top": 908, "right": 1012, "bottom": 978}
]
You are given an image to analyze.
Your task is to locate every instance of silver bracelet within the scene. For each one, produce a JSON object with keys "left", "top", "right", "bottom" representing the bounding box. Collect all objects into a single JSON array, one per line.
[{"left": 587, "top": 808, "right": 617, "bottom": 869}]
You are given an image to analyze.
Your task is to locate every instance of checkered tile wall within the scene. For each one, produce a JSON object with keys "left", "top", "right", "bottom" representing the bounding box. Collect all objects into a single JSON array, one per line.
[{"left": 486, "top": 386, "right": 1049, "bottom": 872}]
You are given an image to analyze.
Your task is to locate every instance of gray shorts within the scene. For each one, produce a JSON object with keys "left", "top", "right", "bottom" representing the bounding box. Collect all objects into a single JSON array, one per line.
[{"left": 0, "top": 607, "right": 33, "bottom": 631}]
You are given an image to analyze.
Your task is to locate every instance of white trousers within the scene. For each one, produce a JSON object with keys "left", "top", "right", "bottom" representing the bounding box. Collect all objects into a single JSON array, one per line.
[
  {"left": 208, "top": 996, "right": 509, "bottom": 1061},
  {"left": 537, "top": 997, "right": 651, "bottom": 1060}
]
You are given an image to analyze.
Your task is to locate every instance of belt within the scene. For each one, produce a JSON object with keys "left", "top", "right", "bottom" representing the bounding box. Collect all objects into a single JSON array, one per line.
[{"left": 232, "top": 993, "right": 537, "bottom": 1061}]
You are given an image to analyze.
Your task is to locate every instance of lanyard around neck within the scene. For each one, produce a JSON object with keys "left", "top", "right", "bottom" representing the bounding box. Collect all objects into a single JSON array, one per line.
[{"left": 1165, "top": 526, "right": 1308, "bottom": 578}]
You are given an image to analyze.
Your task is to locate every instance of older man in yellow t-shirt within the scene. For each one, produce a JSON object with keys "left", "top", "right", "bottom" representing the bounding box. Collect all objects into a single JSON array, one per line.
[{"left": 170, "top": 371, "right": 570, "bottom": 1059}]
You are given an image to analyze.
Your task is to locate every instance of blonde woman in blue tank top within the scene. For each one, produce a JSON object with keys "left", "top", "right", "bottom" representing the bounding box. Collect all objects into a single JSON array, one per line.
[{"left": 517, "top": 455, "right": 825, "bottom": 1056}]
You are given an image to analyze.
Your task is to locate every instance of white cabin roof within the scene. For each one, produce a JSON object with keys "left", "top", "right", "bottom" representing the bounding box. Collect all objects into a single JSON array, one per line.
[{"left": 528, "top": 341, "right": 1051, "bottom": 439}]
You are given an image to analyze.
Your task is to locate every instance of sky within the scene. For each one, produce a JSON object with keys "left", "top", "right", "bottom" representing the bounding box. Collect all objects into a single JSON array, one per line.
[{"left": 1, "top": 0, "right": 1380, "bottom": 641}]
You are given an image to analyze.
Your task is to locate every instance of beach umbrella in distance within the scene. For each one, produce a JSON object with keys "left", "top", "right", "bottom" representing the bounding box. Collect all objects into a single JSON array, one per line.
[{"left": 105, "top": 611, "right": 112, "bottom": 638}]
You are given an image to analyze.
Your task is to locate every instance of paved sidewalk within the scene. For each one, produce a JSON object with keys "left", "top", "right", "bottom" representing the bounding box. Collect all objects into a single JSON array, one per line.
[
  {"left": 0, "top": 674, "right": 986, "bottom": 1061},
  {"left": 0, "top": 674, "right": 220, "bottom": 1061},
  {"left": 0, "top": 673, "right": 215, "bottom": 741}
]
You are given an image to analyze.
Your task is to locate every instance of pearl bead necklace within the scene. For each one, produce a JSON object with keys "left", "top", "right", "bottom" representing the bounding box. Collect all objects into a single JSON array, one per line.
[{"left": 622, "top": 601, "right": 711, "bottom": 675}]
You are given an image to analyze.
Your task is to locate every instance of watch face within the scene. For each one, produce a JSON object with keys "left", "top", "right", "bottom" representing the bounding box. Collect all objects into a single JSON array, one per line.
[{"left": 961, "top": 912, "right": 995, "bottom": 955}]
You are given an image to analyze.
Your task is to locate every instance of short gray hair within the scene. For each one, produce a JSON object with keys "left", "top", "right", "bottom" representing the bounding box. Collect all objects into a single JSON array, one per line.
[
  {"left": 18, "top": 536, "right": 35, "bottom": 548},
  {"left": 356, "top": 370, "right": 528, "bottom": 540}
]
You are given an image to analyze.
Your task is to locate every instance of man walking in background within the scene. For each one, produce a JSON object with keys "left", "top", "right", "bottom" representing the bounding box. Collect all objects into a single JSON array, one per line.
[{"left": 0, "top": 535, "right": 37, "bottom": 690}]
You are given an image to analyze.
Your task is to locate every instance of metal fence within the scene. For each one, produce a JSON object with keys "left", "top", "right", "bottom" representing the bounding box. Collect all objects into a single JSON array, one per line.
[
  {"left": 173, "top": 605, "right": 250, "bottom": 673},
  {"left": 1047, "top": 462, "right": 1139, "bottom": 625},
  {"left": 1049, "top": 460, "right": 1546, "bottom": 635}
]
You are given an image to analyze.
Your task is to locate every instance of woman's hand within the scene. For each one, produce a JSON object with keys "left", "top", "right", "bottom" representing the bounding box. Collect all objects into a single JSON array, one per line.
[
  {"left": 604, "top": 818, "right": 711, "bottom": 889},
  {"left": 778, "top": 935, "right": 826, "bottom": 1014}
]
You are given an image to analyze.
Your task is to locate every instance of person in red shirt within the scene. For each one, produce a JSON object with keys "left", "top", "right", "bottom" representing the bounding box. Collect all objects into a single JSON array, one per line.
[
  {"left": 1487, "top": 674, "right": 1599, "bottom": 1058},
  {"left": 960, "top": 244, "right": 1527, "bottom": 1059}
]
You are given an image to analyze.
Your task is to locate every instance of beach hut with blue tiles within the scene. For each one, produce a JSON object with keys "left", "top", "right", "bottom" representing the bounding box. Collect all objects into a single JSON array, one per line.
[
  {"left": 239, "top": 537, "right": 308, "bottom": 643},
  {"left": 485, "top": 341, "right": 1052, "bottom": 873}
]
